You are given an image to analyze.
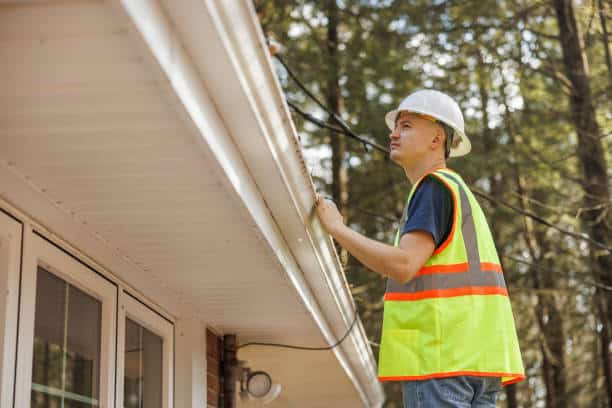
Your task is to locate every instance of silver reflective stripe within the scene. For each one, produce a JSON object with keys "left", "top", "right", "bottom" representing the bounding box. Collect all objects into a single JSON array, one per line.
[
  {"left": 386, "top": 267, "right": 507, "bottom": 292},
  {"left": 442, "top": 172, "right": 480, "bottom": 275},
  {"left": 386, "top": 171, "right": 506, "bottom": 294}
]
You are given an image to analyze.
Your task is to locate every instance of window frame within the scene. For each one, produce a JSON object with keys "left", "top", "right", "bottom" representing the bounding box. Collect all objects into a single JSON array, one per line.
[
  {"left": 0, "top": 210, "right": 23, "bottom": 408},
  {"left": 14, "top": 231, "right": 117, "bottom": 408},
  {"left": 116, "top": 290, "right": 174, "bottom": 408}
]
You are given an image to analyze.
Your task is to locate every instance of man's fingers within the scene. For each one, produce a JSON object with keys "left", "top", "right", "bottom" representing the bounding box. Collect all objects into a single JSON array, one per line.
[{"left": 315, "top": 194, "right": 322, "bottom": 206}]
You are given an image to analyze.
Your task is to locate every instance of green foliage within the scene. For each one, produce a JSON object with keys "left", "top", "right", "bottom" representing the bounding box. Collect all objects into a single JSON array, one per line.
[{"left": 257, "top": 1, "right": 611, "bottom": 406}]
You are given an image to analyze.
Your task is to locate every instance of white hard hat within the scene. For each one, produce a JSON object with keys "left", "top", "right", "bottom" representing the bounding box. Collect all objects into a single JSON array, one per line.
[{"left": 385, "top": 89, "right": 471, "bottom": 157}]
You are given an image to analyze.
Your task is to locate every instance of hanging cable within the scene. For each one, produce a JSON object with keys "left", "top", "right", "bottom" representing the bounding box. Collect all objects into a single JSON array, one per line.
[
  {"left": 237, "top": 195, "right": 362, "bottom": 351},
  {"left": 274, "top": 54, "right": 612, "bottom": 254},
  {"left": 236, "top": 43, "right": 610, "bottom": 353},
  {"left": 277, "top": 55, "right": 388, "bottom": 154},
  {"left": 237, "top": 308, "right": 359, "bottom": 351}
]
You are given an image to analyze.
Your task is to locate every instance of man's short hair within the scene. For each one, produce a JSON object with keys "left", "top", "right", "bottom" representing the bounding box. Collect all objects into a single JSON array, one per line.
[{"left": 441, "top": 123, "right": 455, "bottom": 159}]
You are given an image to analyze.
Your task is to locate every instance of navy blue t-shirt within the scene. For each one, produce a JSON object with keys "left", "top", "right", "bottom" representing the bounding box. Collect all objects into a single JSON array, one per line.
[{"left": 400, "top": 176, "right": 454, "bottom": 249}]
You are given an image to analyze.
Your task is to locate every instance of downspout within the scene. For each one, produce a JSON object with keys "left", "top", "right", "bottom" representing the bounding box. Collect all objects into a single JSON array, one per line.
[{"left": 223, "top": 334, "right": 237, "bottom": 408}]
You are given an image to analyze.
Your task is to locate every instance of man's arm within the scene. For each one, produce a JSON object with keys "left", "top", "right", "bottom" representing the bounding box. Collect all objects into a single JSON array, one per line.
[
  {"left": 330, "top": 224, "right": 435, "bottom": 284},
  {"left": 315, "top": 194, "right": 435, "bottom": 284}
]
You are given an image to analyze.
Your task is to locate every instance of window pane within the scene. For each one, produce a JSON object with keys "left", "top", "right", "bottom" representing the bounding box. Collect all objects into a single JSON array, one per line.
[
  {"left": 32, "top": 268, "right": 65, "bottom": 391},
  {"left": 124, "top": 318, "right": 162, "bottom": 408},
  {"left": 124, "top": 319, "right": 140, "bottom": 408},
  {"left": 31, "top": 267, "right": 101, "bottom": 408},
  {"left": 65, "top": 283, "right": 101, "bottom": 399}
]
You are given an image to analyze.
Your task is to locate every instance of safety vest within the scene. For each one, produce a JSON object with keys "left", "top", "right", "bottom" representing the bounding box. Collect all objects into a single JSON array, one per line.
[{"left": 377, "top": 167, "right": 525, "bottom": 386}]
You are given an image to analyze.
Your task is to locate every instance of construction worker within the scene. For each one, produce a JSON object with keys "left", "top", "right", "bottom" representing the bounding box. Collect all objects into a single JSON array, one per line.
[{"left": 315, "top": 89, "right": 524, "bottom": 407}]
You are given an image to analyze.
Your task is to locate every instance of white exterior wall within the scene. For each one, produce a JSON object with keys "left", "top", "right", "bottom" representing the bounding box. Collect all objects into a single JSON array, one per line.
[
  {"left": 175, "top": 317, "right": 208, "bottom": 408},
  {"left": 0, "top": 211, "right": 22, "bottom": 408}
]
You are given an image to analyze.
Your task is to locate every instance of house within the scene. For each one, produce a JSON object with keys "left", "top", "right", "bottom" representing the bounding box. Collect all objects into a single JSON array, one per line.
[{"left": 0, "top": 1, "right": 385, "bottom": 407}]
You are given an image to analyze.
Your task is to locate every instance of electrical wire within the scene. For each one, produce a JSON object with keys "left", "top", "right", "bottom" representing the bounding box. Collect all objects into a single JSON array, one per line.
[
  {"left": 277, "top": 55, "right": 388, "bottom": 154},
  {"left": 236, "top": 45, "right": 610, "bottom": 353},
  {"left": 275, "top": 55, "right": 612, "bottom": 254},
  {"left": 237, "top": 308, "right": 360, "bottom": 351},
  {"left": 237, "top": 194, "right": 363, "bottom": 351}
]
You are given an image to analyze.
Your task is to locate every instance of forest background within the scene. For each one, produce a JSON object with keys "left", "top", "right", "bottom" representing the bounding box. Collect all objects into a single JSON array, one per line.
[{"left": 255, "top": 1, "right": 611, "bottom": 406}]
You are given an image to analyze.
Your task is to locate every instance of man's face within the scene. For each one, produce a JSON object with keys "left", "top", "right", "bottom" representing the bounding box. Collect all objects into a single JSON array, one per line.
[{"left": 389, "top": 111, "right": 443, "bottom": 165}]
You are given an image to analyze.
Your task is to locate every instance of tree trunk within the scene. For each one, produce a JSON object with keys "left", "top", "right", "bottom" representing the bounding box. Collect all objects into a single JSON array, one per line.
[
  {"left": 325, "top": 0, "right": 349, "bottom": 263},
  {"left": 553, "top": 1, "right": 612, "bottom": 405},
  {"left": 535, "top": 228, "right": 569, "bottom": 407},
  {"left": 478, "top": 59, "right": 520, "bottom": 407},
  {"left": 484, "top": 123, "right": 520, "bottom": 408},
  {"left": 501, "top": 75, "right": 569, "bottom": 407},
  {"left": 326, "top": 0, "right": 348, "bottom": 211}
]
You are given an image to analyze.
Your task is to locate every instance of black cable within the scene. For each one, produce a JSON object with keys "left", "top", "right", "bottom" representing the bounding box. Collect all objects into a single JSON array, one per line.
[
  {"left": 287, "top": 100, "right": 390, "bottom": 156},
  {"left": 471, "top": 189, "right": 612, "bottom": 252},
  {"left": 275, "top": 55, "right": 612, "bottom": 254},
  {"left": 278, "top": 55, "right": 388, "bottom": 154},
  {"left": 237, "top": 307, "right": 359, "bottom": 351},
  {"left": 237, "top": 50, "right": 610, "bottom": 353},
  {"left": 237, "top": 195, "right": 362, "bottom": 351}
]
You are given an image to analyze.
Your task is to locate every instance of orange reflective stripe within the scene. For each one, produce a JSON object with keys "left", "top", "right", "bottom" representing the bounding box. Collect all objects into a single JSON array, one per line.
[
  {"left": 384, "top": 286, "right": 508, "bottom": 301},
  {"left": 501, "top": 375, "right": 527, "bottom": 386},
  {"left": 430, "top": 173, "right": 457, "bottom": 255},
  {"left": 395, "top": 166, "right": 450, "bottom": 248},
  {"left": 378, "top": 372, "right": 526, "bottom": 384},
  {"left": 416, "top": 263, "right": 469, "bottom": 276},
  {"left": 416, "top": 262, "right": 502, "bottom": 276},
  {"left": 481, "top": 262, "right": 503, "bottom": 272}
]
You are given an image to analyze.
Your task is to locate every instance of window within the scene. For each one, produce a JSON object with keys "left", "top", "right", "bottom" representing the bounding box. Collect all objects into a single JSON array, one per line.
[
  {"left": 31, "top": 267, "right": 102, "bottom": 407},
  {"left": 124, "top": 318, "right": 162, "bottom": 408},
  {"left": 14, "top": 233, "right": 117, "bottom": 408},
  {"left": 117, "top": 291, "right": 173, "bottom": 408},
  {"left": 8, "top": 221, "right": 174, "bottom": 408}
]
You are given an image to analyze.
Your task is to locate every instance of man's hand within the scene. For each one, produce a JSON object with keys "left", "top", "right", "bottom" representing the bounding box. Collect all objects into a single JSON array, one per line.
[
  {"left": 314, "top": 194, "right": 435, "bottom": 283},
  {"left": 314, "top": 194, "right": 345, "bottom": 235}
]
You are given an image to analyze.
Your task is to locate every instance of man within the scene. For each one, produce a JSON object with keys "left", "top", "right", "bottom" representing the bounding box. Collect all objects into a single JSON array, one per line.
[{"left": 315, "top": 89, "right": 524, "bottom": 407}]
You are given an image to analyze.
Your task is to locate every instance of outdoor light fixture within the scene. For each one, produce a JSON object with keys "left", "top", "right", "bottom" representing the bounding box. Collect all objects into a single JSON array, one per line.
[{"left": 237, "top": 361, "right": 281, "bottom": 404}]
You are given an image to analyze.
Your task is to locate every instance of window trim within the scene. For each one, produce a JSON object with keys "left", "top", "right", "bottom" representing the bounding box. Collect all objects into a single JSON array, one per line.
[
  {"left": 0, "top": 210, "right": 22, "bottom": 408},
  {"left": 14, "top": 230, "right": 117, "bottom": 408},
  {"left": 116, "top": 290, "right": 174, "bottom": 408}
]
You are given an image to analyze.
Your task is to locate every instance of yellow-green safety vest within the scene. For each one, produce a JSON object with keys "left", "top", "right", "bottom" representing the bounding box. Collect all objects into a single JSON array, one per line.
[{"left": 377, "top": 168, "right": 525, "bottom": 386}]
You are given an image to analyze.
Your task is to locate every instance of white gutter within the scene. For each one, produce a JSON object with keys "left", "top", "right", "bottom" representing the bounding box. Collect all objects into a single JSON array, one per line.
[{"left": 114, "top": 0, "right": 384, "bottom": 406}]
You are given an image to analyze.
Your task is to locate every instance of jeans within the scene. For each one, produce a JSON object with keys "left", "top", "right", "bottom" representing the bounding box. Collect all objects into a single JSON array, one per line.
[{"left": 401, "top": 376, "right": 502, "bottom": 407}]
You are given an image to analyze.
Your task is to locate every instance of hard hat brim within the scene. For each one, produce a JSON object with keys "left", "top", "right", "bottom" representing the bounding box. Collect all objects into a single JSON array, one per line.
[{"left": 385, "top": 109, "right": 471, "bottom": 157}]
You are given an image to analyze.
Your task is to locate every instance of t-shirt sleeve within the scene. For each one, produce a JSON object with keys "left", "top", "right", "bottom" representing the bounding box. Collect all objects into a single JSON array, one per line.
[{"left": 400, "top": 176, "right": 454, "bottom": 249}]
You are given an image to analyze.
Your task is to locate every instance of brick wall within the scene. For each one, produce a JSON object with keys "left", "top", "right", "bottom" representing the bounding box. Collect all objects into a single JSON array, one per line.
[{"left": 206, "top": 328, "right": 224, "bottom": 408}]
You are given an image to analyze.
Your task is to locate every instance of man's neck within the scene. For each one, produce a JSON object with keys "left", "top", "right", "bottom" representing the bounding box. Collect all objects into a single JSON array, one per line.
[{"left": 403, "top": 158, "right": 447, "bottom": 184}]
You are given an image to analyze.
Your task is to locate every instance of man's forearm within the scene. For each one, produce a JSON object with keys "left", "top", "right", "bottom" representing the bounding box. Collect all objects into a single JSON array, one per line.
[{"left": 330, "top": 224, "right": 413, "bottom": 284}]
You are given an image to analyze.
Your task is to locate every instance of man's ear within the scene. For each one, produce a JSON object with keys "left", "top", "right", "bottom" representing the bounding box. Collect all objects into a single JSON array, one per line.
[{"left": 431, "top": 126, "right": 444, "bottom": 150}]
